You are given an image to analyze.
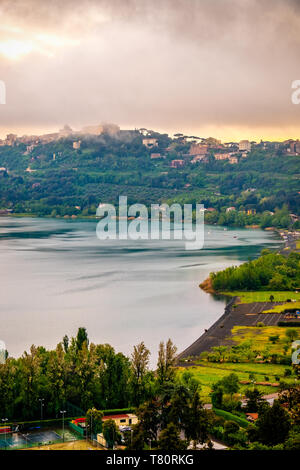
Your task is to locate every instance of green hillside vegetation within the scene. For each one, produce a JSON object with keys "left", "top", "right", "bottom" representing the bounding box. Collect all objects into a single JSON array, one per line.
[
  {"left": 0, "top": 131, "right": 299, "bottom": 229},
  {"left": 211, "top": 251, "right": 300, "bottom": 291},
  {"left": 223, "top": 291, "right": 300, "bottom": 303}
]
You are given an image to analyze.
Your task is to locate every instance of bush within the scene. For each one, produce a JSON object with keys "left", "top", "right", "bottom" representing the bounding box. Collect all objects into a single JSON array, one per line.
[
  {"left": 224, "top": 420, "right": 239, "bottom": 434},
  {"left": 213, "top": 409, "right": 249, "bottom": 428},
  {"left": 222, "top": 396, "right": 242, "bottom": 413},
  {"left": 212, "top": 425, "right": 224, "bottom": 441},
  {"left": 278, "top": 322, "right": 300, "bottom": 327},
  {"left": 226, "top": 430, "right": 248, "bottom": 447}
]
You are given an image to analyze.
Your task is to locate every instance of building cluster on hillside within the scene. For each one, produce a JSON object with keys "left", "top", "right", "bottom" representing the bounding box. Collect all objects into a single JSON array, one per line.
[
  {"left": 166, "top": 138, "right": 252, "bottom": 168},
  {"left": 1, "top": 125, "right": 300, "bottom": 170}
]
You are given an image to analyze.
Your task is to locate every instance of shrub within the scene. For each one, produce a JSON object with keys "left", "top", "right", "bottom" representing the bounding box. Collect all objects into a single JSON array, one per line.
[
  {"left": 269, "top": 335, "right": 279, "bottom": 344},
  {"left": 213, "top": 409, "right": 249, "bottom": 428},
  {"left": 278, "top": 322, "right": 300, "bottom": 327},
  {"left": 224, "top": 420, "right": 239, "bottom": 434}
]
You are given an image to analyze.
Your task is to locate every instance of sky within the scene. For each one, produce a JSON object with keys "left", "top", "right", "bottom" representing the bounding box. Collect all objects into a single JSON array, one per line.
[{"left": 0, "top": 0, "right": 300, "bottom": 141}]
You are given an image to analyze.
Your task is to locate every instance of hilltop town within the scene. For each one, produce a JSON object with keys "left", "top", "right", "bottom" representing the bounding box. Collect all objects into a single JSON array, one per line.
[{"left": 0, "top": 124, "right": 299, "bottom": 230}]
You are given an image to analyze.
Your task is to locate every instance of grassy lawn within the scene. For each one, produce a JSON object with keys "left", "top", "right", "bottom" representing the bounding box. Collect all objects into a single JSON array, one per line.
[
  {"left": 222, "top": 291, "right": 300, "bottom": 303},
  {"left": 296, "top": 240, "right": 300, "bottom": 249},
  {"left": 262, "top": 301, "right": 300, "bottom": 314},
  {"left": 26, "top": 440, "right": 101, "bottom": 450},
  {"left": 229, "top": 325, "right": 297, "bottom": 354},
  {"left": 199, "top": 361, "right": 291, "bottom": 376},
  {"left": 177, "top": 360, "right": 295, "bottom": 402}
]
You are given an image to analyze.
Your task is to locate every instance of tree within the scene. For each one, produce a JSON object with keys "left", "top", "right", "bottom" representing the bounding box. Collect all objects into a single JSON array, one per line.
[
  {"left": 46, "top": 343, "right": 66, "bottom": 414},
  {"left": 135, "top": 400, "right": 160, "bottom": 442},
  {"left": 185, "top": 392, "right": 211, "bottom": 449},
  {"left": 63, "top": 335, "right": 69, "bottom": 353},
  {"left": 131, "top": 342, "right": 150, "bottom": 382},
  {"left": 103, "top": 419, "right": 119, "bottom": 449},
  {"left": 224, "top": 420, "right": 239, "bottom": 435},
  {"left": 130, "top": 342, "right": 151, "bottom": 406},
  {"left": 156, "top": 339, "right": 177, "bottom": 385},
  {"left": 179, "top": 370, "right": 201, "bottom": 395},
  {"left": 168, "top": 384, "right": 191, "bottom": 430},
  {"left": 125, "top": 423, "right": 145, "bottom": 450},
  {"left": 286, "top": 329, "right": 298, "bottom": 342},
  {"left": 255, "top": 401, "right": 291, "bottom": 446},
  {"left": 211, "top": 386, "right": 223, "bottom": 408},
  {"left": 86, "top": 408, "right": 103, "bottom": 437},
  {"left": 244, "top": 388, "right": 265, "bottom": 413},
  {"left": 278, "top": 386, "right": 300, "bottom": 425},
  {"left": 157, "top": 423, "right": 187, "bottom": 451},
  {"left": 76, "top": 327, "right": 89, "bottom": 351},
  {"left": 221, "top": 373, "right": 240, "bottom": 397},
  {"left": 269, "top": 335, "right": 279, "bottom": 344},
  {"left": 211, "top": 346, "right": 228, "bottom": 362}
]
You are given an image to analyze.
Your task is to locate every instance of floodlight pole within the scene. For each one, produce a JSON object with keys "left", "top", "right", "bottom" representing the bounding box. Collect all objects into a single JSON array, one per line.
[
  {"left": 39, "top": 398, "right": 45, "bottom": 422},
  {"left": 60, "top": 410, "right": 66, "bottom": 442}
]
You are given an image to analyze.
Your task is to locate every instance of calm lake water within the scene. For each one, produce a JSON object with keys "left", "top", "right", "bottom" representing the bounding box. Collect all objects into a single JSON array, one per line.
[{"left": 0, "top": 217, "right": 282, "bottom": 363}]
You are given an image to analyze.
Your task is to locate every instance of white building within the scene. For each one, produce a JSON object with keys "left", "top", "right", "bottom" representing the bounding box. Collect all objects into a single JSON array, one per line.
[
  {"left": 73, "top": 141, "right": 81, "bottom": 149},
  {"left": 142, "top": 138, "right": 158, "bottom": 148},
  {"left": 239, "top": 140, "right": 251, "bottom": 152}
]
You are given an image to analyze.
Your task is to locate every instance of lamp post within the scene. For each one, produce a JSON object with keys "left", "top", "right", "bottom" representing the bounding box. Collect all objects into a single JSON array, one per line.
[
  {"left": 1, "top": 418, "right": 8, "bottom": 450},
  {"left": 60, "top": 410, "right": 66, "bottom": 442},
  {"left": 23, "top": 432, "right": 29, "bottom": 449},
  {"left": 39, "top": 398, "right": 45, "bottom": 422}
]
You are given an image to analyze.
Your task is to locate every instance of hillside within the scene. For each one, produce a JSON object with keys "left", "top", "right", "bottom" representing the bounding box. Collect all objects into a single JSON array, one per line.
[{"left": 0, "top": 130, "right": 299, "bottom": 229}]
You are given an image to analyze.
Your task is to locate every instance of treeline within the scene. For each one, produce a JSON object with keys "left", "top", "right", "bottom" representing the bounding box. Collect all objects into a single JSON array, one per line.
[
  {"left": 211, "top": 251, "right": 300, "bottom": 291},
  {"left": 204, "top": 205, "right": 297, "bottom": 230},
  {"left": 0, "top": 328, "right": 192, "bottom": 422}
]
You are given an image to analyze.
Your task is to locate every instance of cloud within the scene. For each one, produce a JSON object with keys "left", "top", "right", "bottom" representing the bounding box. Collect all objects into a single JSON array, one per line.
[{"left": 0, "top": 0, "right": 300, "bottom": 140}]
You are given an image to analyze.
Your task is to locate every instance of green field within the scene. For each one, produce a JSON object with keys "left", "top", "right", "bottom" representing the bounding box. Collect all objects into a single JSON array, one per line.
[
  {"left": 263, "top": 301, "right": 300, "bottom": 314},
  {"left": 229, "top": 325, "right": 298, "bottom": 354},
  {"left": 223, "top": 291, "right": 300, "bottom": 303},
  {"left": 177, "top": 361, "right": 295, "bottom": 402}
]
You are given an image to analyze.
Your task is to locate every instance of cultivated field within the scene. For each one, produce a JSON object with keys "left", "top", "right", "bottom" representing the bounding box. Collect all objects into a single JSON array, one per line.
[
  {"left": 177, "top": 361, "right": 295, "bottom": 403},
  {"left": 229, "top": 325, "right": 298, "bottom": 354}
]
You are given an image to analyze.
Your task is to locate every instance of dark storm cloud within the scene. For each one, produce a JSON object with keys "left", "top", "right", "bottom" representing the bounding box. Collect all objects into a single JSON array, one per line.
[{"left": 0, "top": 0, "right": 300, "bottom": 139}]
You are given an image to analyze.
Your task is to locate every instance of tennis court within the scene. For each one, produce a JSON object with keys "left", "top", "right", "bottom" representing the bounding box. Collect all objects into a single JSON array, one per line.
[{"left": 0, "top": 430, "right": 62, "bottom": 449}]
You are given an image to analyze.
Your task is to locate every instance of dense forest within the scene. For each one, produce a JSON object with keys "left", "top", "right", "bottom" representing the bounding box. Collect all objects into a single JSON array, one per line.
[
  {"left": 0, "top": 130, "right": 299, "bottom": 229},
  {"left": 211, "top": 251, "right": 300, "bottom": 292}
]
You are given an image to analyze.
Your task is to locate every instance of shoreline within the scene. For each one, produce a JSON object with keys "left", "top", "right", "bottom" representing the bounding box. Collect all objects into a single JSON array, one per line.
[
  {"left": 0, "top": 212, "right": 295, "bottom": 233},
  {"left": 177, "top": 229, "right": 299, "bottom": 361}
]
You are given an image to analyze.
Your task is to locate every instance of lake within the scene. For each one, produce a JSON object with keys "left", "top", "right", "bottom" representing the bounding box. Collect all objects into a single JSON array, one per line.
[{"left": 0, "top": 217, "right": 282, "bottom": 364}]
